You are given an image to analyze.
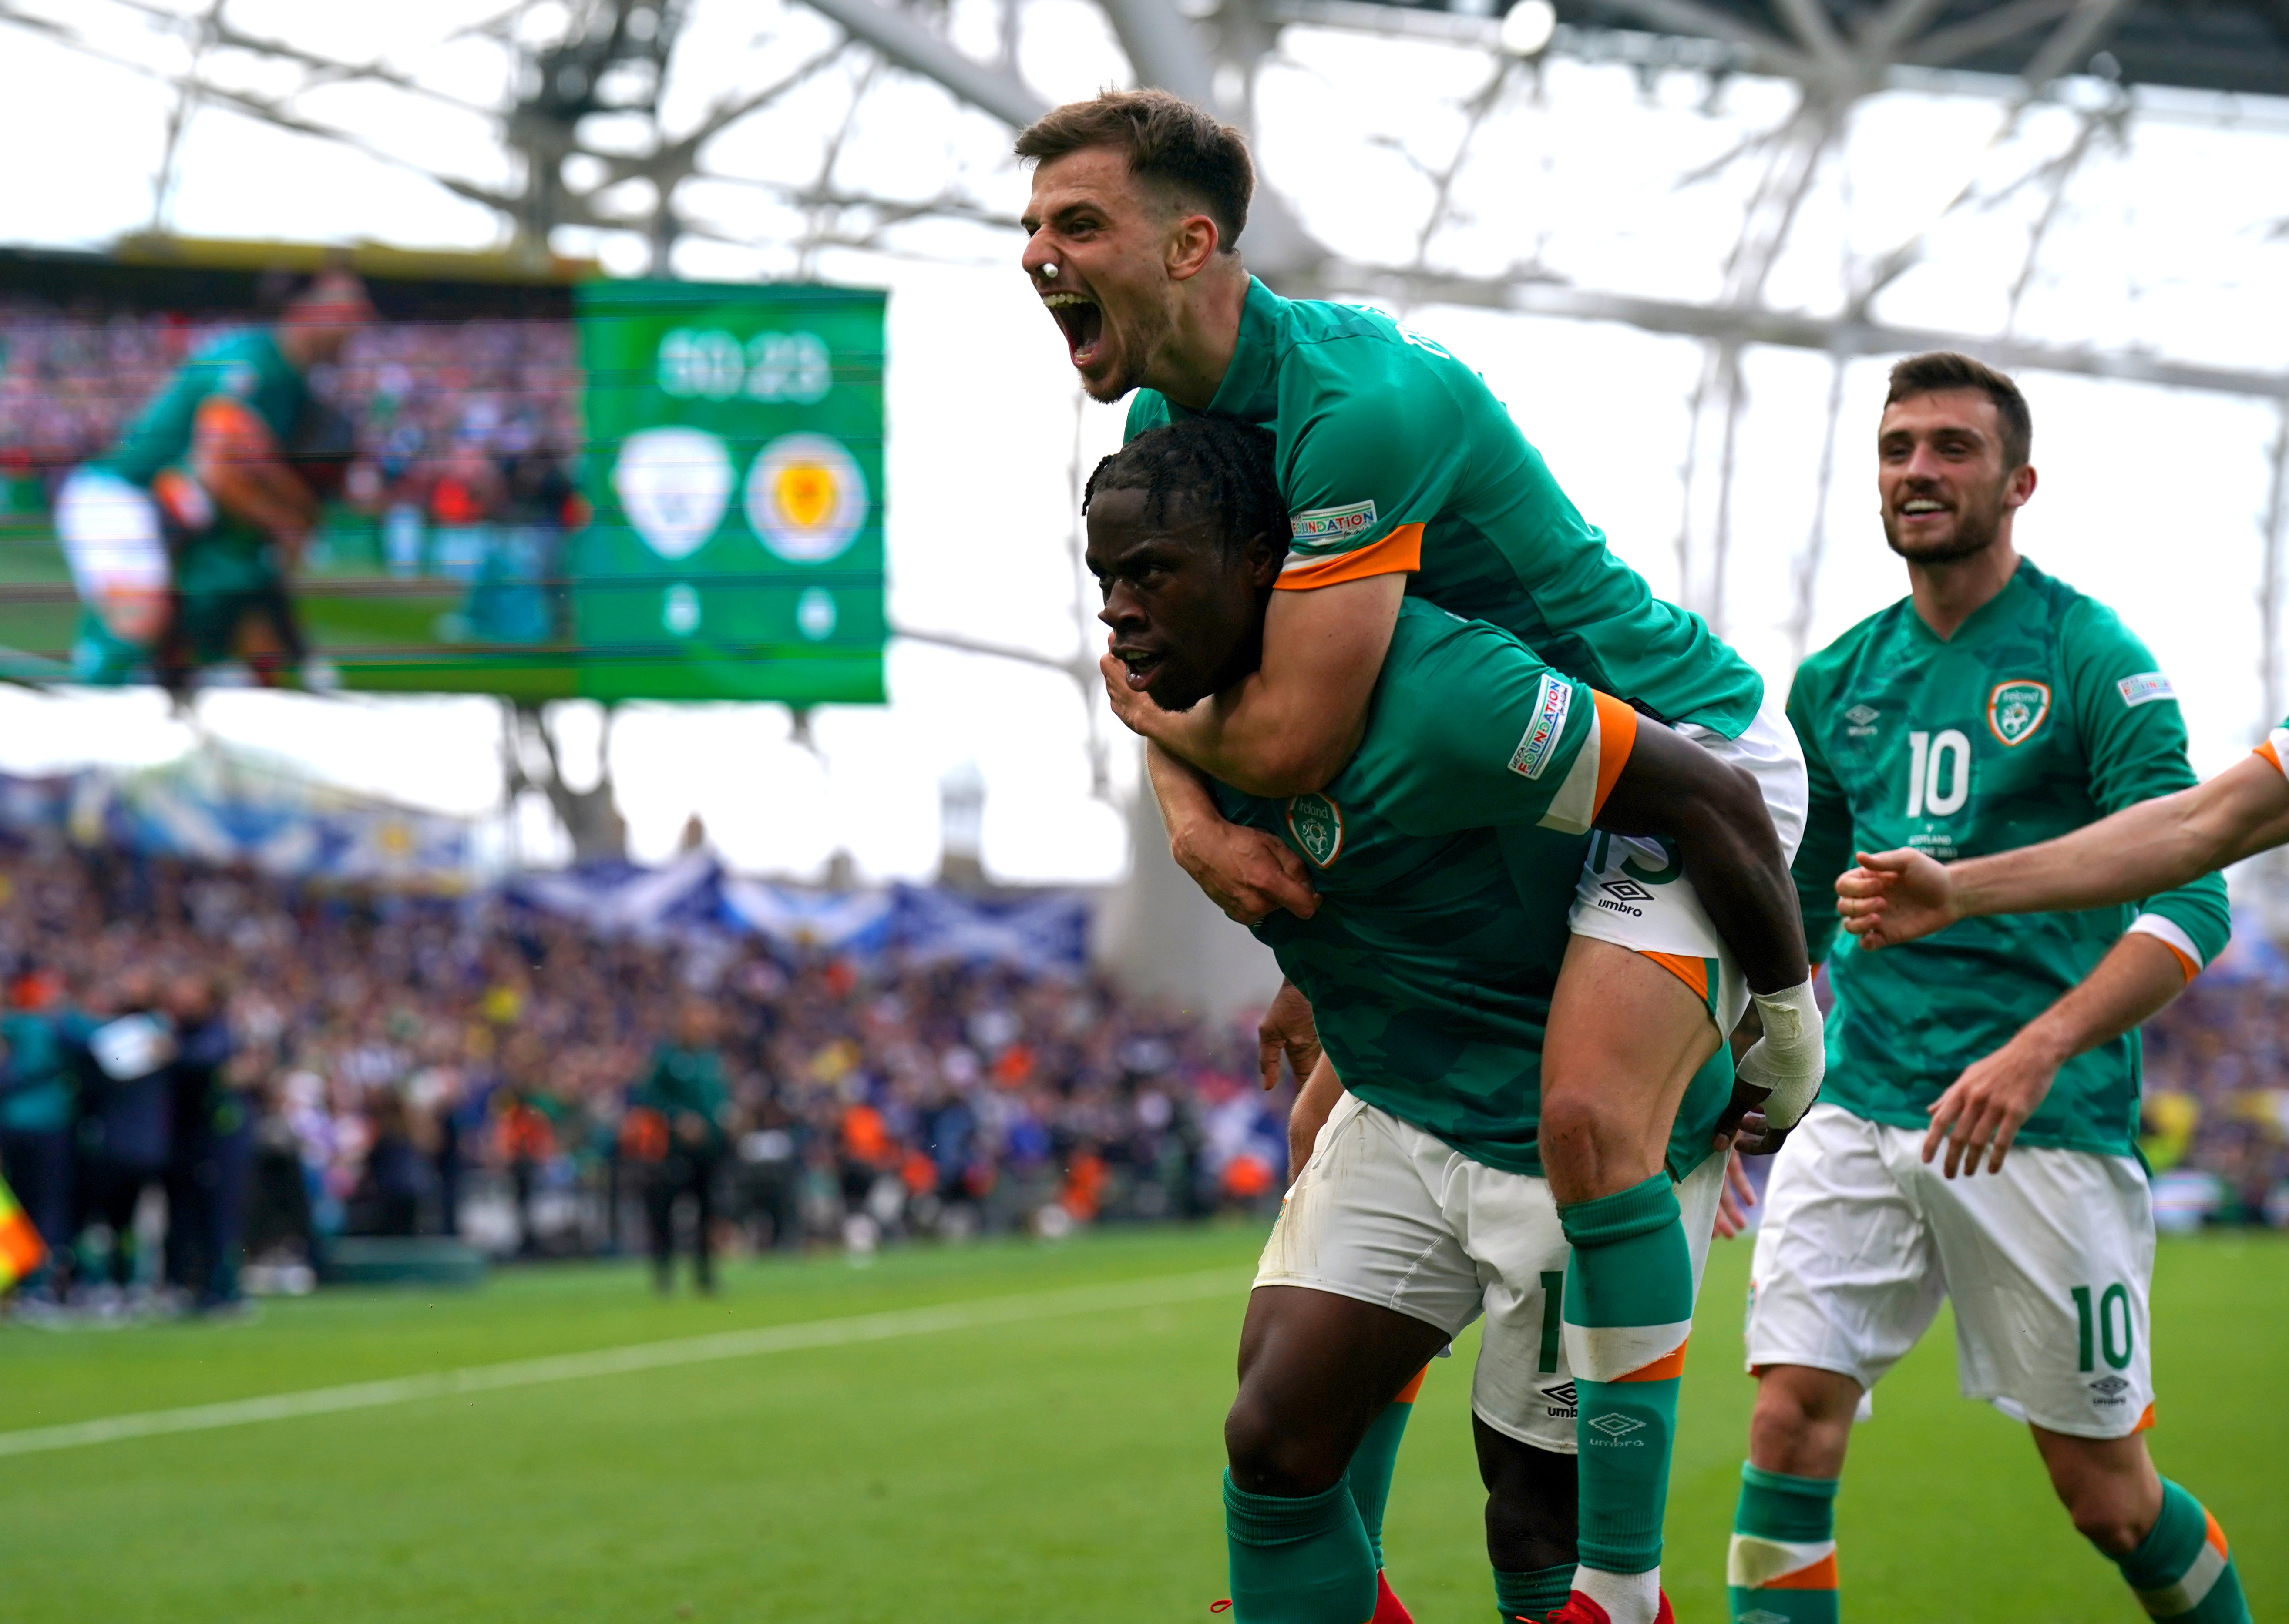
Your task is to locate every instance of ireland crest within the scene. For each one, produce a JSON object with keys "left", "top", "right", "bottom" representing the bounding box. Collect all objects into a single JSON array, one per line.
[
  {"left": 1987, "top": 680, "right": 2051, "bottom": 747},
  {"left": 1285, "top": 792, "right": 1347, "bottom": 868}
]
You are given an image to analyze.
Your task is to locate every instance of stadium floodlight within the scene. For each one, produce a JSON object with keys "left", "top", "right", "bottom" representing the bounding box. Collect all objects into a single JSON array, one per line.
[{"left": 1498, "top": 0, "right": 1556, "bottom": 57}]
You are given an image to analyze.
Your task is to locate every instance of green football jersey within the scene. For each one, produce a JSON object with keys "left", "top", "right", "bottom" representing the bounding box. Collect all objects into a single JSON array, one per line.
[
  {"left": 1125, "top": 279, "right": 1762, "bottom": 738},
  {"left": 1217, "top": 600, "right": 1734, "bottom": 1180},
  {"left": 101, "top": 327, "right": 307, "bottom": 492},
  {"left": 1788, "top": 558, "right": 2230, "bottom": 1156}
]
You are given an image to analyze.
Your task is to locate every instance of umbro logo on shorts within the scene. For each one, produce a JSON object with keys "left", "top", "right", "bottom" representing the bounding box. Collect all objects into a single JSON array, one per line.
[
  {"left": 1600, "top": 878, "right": 1655, "bottom": 903},
  {"left": 1587, "top": 1413, "right": 1646, "bottom": 1438},
  {"left": 2090, "top": 1376, "right": 2131, "bottom": 1406},
  {"left": 1540, "top": 1382, "right": 1578, "bottom": 1417}
]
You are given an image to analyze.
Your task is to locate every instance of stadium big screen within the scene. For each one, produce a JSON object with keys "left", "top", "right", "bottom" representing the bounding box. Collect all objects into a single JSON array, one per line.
[{"left": 0, "top": 241, "right": 885, "bottom": 703}]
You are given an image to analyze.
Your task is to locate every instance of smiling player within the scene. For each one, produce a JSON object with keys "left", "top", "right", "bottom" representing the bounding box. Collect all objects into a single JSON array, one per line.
[
  {"left": 1728, "top": 353, "right": 2250, "bottom": 1624},
  {"left": 1086, "top": 414, "right": 1811, "bottom": 1624},
  {"left": 1018, "top": 91, "right": 1822, "bottom": 1624}
]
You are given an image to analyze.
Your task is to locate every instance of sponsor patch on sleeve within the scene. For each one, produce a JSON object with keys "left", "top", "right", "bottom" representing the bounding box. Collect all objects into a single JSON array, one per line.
[
  {"left": 1508, "top": 674, "right": 1575, "bottom": 781},
  {"left": 2117, "top": 671, "right": 2177, "bottom": 707},
  {"left": 1288, "top": 500, "right": 1378, "bottom": 550}
]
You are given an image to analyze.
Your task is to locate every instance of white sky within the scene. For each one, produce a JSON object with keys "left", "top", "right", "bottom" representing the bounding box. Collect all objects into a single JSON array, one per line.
[{"left": 0, "top": 0, "right": 2285, "bottom": 882}]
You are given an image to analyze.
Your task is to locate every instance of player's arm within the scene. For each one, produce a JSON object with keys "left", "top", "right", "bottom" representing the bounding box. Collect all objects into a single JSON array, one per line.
[
  {"left": 190, "top": 396, "right": 319, "bottom": 561},
  {"left": 1922, "top": 932, "right": 2188, "bottom": 1178},
  {"left": 1144, "top": 744, "right": 1320, "bottom": 925},
  {"left": 1592, "top": 716, "right": 1808, "bottom": 997},
  {"left": 1106, "top": 362, "right": 1456, "bottom": 799},
  {"left": 1839, "top": 753, "right": 2289, "bottom": 948},
  {"left": 1108, "top": 575, "right": 1406, "bottom": 798}
]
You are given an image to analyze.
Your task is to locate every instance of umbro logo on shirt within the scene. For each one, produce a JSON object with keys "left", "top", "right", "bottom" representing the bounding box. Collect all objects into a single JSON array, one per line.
[
  {"left": 1845, "top": 704, "right": 1879, "bottom": 737},
  {"left": 1601, "top": 879, "right": 1655, "bottom": 903}
]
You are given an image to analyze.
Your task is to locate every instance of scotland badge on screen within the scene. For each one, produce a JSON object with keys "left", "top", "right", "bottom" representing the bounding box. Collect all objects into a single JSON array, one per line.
[{"left": 576, "top": 280, "right": 885, "bottom": 703}]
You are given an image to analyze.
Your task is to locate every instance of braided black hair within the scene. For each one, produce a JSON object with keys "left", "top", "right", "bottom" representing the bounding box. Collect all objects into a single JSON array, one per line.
[{"left": 1082, "top": 415, "right": 1285, "bottom": 557}]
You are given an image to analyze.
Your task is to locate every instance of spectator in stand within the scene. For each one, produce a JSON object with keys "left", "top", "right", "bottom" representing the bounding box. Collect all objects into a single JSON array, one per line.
[
  {"left": 161, "top": 968, "right": 237, "bottom": 1308},
  {"left": 71, "top": 968, "right": 184, "bottom": 1299},
  {"left": 631, "top": 998, "right": 730, "bottom": 1294}
]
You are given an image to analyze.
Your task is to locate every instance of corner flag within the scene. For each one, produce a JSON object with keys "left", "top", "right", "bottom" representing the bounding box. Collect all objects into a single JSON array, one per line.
[{"left": 0, "top": 1171, "right": 44, "bottom": 1288}]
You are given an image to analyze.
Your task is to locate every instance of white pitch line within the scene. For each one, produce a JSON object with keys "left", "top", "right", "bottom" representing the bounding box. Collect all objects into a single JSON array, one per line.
[{"left": 0, "top": 1265, "right": 1244, "bottom": 1459}]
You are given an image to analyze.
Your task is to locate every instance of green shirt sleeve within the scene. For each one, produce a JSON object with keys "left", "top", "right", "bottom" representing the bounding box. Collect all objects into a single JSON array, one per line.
[
  {"left": 2059, "top": 599, "right": 2231, "bottom": 966},
  {"left": 1276, "top": 343, "right": 1468, "bottom": 569},
  {"left": 1785, "top": 660, "right": 1855, "bottom": 966},
  {"left": 1367, "top": 614, "right": 1608, "bottom": 838}
]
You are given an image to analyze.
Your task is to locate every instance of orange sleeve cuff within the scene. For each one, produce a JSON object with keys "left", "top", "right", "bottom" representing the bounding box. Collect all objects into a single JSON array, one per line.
[
  {"left": 1588, "top": 690, "right": 1639, "bottom": 820},
  {"left": 1273, "top": 523, "right": 1424, "bottom": 590},
  {"left": 2159, "top": 940, "right": 2201, "bottom": 983}
]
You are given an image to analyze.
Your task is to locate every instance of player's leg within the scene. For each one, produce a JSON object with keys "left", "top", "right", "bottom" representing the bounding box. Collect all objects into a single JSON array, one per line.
[
  {"left": 1460, "top": 1138, "right": 1727, "bottom": 1622},
  {"left": 1732, "top": 1107, "right": 1943, "bottom": 1623},
  {"left": 1917, "top": 1141, "right": 2251, "bottom": 1623},
  {"left": 1543, "top": 702, "right": 1809, "bottom": 1624},
  {"left": 1233, "top": 1094, "right": 1482, "bottom": 1624},
  {"left": 1451, "top": 1148, "right": 1592, "bottom": 1621},
  {"left": 1228, "top": 1287, "right": 1451, "bottom": 1624},
  {"left": 1538, "top": 937, "right": 1716, "bottom": 1624},
  {"left": 1477, "top": 1421, "right": 1580, "bottom": 1623},
  {"left": 2030, "top": 1429, "right": 2250, "bottom": 1622},
  {"left": 1344, "top": 1360, "right": 1427, "bottom": 1622}
]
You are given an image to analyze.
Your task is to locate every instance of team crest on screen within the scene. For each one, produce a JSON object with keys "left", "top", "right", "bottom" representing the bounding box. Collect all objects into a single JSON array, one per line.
[
  {"left": 1285, "top": 792, "right": 1346, "bottom": 868},
  {"left": 1987, "top": 680, "right": 2052, "bottom": 746}
]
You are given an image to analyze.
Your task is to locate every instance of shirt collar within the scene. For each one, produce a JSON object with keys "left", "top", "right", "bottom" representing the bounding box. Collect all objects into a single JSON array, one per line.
[{"left": 1200, "top": 276, "right": 1284, "bottom": 425}]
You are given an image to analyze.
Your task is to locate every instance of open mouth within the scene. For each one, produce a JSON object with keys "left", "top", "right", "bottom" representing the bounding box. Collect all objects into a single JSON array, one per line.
[
  {"left": 1043, "top": 292, "right": 1104, "bottom": 367},
  {"left": 1897, "top": 497, "right": 1950, "bottom": 521},
  {"left": 1113, "top": 646, "right": 1164, "bottom": 691}
]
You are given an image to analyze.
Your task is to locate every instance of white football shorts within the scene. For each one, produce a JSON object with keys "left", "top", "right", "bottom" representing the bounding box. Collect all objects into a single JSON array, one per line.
[
  {"left": 1567, "top": 695, "right": 1808, "bottom": 1035},
  {"left": 1254, "top": 1092, "right": 1728, "bottom": 1453},
  {"left": 1744, "top": 1102, "right": 2157, "bottom": 1440}
]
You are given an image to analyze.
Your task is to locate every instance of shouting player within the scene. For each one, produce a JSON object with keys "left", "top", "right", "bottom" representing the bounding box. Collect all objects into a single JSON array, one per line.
[
  {"left": 54, "top": 269, "right": 373, "bottom": 692},
  {"left": 1018, "top": 91, "right": 1823, "bottom": 1624},
  {"left": 1086, "top": 415, "right": 1810, "bottom": 1624},
  {"left": 1728, "top": 353, "right": 2251, "bottom": 1624}
]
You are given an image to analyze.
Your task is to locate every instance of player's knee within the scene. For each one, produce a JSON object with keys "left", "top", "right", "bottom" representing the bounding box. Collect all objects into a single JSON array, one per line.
[
  {"left": 1223, "top": 1389, "right": 1344, "bottom": 1496},
  {"left": 1748, "top": 1367, "right": 1856, "bottom": 1476},
  {"left": 2065, "top": 1495, "right": 2148, "bottom": 1557}
]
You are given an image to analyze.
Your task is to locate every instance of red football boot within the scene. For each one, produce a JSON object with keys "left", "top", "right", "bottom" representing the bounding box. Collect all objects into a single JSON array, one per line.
[
  {"left": 1370, "top": 1569, "right": 1415, "bottom": 1624},
  {"left": 1539, "top": 1591, "right": 1674, "bottom": 1624}
]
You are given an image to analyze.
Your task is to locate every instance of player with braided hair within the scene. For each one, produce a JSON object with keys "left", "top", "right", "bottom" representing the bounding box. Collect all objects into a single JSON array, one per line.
[{"left": 1086, "top": 419, "right": 1812, "bottom": 1624}]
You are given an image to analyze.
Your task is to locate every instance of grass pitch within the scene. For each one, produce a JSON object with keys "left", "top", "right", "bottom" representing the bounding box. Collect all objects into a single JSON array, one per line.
[{"left": 2, "top": 1225, "right": 2280, "bottom": 1624}]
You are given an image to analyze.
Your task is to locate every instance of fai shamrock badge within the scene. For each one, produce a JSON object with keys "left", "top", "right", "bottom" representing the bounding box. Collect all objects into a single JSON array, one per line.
[
  {"left": 1987, "top": 680, "right": 2052, "bottom": 747},
  {"left": 1285, "top": 792, "right": 1347, "bottom": 868}
]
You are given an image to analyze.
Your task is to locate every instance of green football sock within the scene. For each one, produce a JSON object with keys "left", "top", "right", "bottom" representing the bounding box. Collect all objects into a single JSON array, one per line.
[
  {"left": 1727, "top": 1463, "right": 1839, "bottom": 1622},
  {"left": 1225, "top": 1471, "right": 1379, "bottom": 1624},
  {"left": 1560, "top": 1174, "right": 1693, "bottom": 1582},
  {"left": 1493, "top": 1562, "right": 1576, "bottom": 1622},
  {"left": 2111, "top": 1480, "right": 2251, "bottom": 1622},
  {"left": 1344, "top": 1369, "right": 1422, "bottom": 1571}
]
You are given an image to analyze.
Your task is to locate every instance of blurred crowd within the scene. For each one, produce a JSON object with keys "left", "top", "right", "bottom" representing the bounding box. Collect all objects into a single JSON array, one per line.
[
  {"left": 2139, "top": 975, "right": 2289, "bottom": 1226},
  {"left": 0, "top": 835, "right": 1289, "bottom": 1320},
  {"left": 0, "top": 306, "right": 582, "bottom": 539}
]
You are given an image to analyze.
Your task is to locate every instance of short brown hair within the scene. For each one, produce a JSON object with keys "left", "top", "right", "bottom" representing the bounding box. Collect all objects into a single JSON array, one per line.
[
  {"left": 1885, "top": 351, "right": 2031, "bottom": 469},
  {"left": 1015, "top": 89, "right": 1253, "bottom": 252}
]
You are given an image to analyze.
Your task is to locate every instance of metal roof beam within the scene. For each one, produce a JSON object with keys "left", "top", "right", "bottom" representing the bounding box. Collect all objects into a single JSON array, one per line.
[
  {"left": 794, "top": 0, "right": 1051, "bottom": 127},
  {"left": 1320, "top": 263, "right": 2289, "bottom": 400}
]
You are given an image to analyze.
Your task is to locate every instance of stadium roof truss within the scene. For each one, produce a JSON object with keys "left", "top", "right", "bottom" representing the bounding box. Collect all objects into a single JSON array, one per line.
[{"left": 4, "top": 0, "right": 2287, "bottom": 730}]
